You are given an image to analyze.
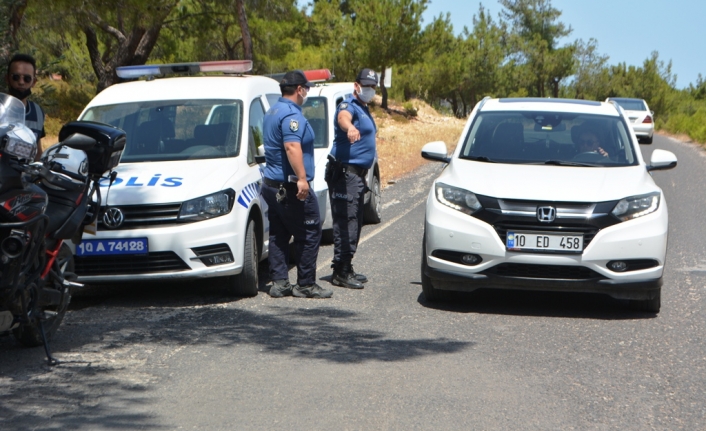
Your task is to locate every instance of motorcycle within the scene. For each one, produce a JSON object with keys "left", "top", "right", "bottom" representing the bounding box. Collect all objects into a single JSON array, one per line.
[{"left": 0, "top": 93, "right": 125, "bottom": 365}]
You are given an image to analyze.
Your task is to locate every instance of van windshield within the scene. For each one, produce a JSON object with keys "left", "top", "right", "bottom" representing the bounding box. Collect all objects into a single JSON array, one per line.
[{"left": 81, "top": 99, "right": 242, "bottom": 162}]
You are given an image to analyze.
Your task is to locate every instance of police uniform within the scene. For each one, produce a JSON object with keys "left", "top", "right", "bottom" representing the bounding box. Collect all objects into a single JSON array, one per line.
[
  {"left": 262, "top": 70, "right": 332, "bottom": 298},
  {"left": 325, "top": 68, "right": 378, "bottom": 289}
]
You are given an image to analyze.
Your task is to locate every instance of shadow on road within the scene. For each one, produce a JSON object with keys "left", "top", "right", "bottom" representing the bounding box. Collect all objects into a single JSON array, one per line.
[
  {"left": 414, "top": 284, "right": 658, "bottom": 320},
  {"left": 2, "top": 280, "right": 473, "bottom": 429}
]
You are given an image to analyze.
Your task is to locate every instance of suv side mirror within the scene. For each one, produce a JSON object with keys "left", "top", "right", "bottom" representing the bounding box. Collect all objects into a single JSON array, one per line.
[
  {"left": 421, "top": 141, "right": 450, "bottom": 163},
  {"left": 647, "top": 149, "right": 677, "bottom": 171}
]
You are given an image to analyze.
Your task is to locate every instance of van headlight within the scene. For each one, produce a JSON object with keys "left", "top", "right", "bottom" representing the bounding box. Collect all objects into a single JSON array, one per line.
[
  {"left": 179, "top": 190, "right": 235, "bottom": 222},
  {"left": 435, "top": 182, "right": 482, "bottom": 215},
  {"left": 611, "top": 192, "right": 660, "bottom": 221}
]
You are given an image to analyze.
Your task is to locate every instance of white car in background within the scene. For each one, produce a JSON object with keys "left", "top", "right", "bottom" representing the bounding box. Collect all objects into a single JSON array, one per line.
[
  {"left": 72, "top": 61, "right": 278, "bottom": 296},
  {"left": 266, "top": 82, "right": 382, "bottom": 240},
  {"left": 606, "top": 97, "right": 654, "bottom": 144},
  {"left": 421, "top": 97, "right": 677, "bottom": 312}
]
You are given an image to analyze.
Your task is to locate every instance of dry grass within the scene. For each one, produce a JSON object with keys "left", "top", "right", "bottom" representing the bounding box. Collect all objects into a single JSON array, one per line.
[
  {"left": 373, "top": 98, "right": 465, "bottom": 186},
  {"left": 43, "top": 99, "right": 467, "bottom": 187}
]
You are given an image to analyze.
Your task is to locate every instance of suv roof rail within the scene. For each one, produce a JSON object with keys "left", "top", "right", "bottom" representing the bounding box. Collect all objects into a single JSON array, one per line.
[
  {"left": 116, "top": 60, "right": 253, "bottom": 79},
  {"left": 265, "top": 69, "right": 333, "bottom": 84}
]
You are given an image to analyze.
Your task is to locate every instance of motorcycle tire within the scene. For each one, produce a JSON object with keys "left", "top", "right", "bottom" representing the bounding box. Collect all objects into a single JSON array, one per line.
[{"left": 13, "top": 243, "right": 73, "bottom": 347}]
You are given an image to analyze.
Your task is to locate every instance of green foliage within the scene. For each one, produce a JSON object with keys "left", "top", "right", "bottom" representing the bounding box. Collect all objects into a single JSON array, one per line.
[{"left": 402, "top": 101, "right": 417, "bottom": 117}]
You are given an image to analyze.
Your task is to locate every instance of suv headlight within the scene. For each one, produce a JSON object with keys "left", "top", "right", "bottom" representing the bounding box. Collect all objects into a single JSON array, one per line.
[
  {"left": 611, "top": 192, "right": 660, "bottom": 221},
  {"left": 179, "top": 189, "right": 235, "bottom": 222},
  {"left": 435, "top": 182, "right": 482, "bottom": 215}
]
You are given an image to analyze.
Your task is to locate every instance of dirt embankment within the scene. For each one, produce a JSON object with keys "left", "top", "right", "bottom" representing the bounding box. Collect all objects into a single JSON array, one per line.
[{"left": 372, "top": 98, "right": 465, "bottom": 186}]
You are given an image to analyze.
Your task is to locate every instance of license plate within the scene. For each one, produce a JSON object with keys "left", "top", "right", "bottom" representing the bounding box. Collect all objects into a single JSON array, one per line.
[
  {"left": 506, "top": 231, "right": 583, "bottom": 252},
  {"left": 75, "top": 238, "right": 148, "bottom": 256}
]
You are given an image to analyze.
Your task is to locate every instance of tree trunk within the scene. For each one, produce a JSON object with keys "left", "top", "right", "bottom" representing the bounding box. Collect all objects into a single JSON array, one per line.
[
  {"left": 380, "top": 67, "right": 388, "bottom": 110},
  {"left": 235, "top": 0, "right": 252, "bottom": 61},
  {"left": 1, "top": 0, "right": 27, "bottom": 67}
]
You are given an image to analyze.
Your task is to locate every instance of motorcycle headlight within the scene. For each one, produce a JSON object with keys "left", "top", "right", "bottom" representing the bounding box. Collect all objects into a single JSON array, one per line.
[
  {"left": 611, "top": 192, "right": 660, "bottom": 221},
  {"left": 2, "top": 124, "right": 37, "bottom": 160},
  {"left": 179, "top": 190, "right": 235, "bottom": 222},
  {"left": 435, "top": 182, "right": 482, "bottom": 215}
]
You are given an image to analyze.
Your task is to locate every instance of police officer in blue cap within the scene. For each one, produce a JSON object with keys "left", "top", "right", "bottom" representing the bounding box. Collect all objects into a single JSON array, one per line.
[
  {"left": 262, "top": 70, "right": 333, "bottom": 299},
  {"left": 325, "top": 68, "right": 379, "bottom": 289}
]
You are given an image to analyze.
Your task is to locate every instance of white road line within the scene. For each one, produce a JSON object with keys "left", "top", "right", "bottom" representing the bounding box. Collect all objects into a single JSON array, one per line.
[{"left": 316, "top": 195, "right": 427, "bottom": 272}]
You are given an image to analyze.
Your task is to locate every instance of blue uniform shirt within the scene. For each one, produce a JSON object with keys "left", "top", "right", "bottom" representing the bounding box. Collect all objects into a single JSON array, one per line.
[
  {"left": 331, "top": 96, "right": 377, "bottom": 169},
  {"left": 263, "top": 97, "right": 316, "bottom": 182}
]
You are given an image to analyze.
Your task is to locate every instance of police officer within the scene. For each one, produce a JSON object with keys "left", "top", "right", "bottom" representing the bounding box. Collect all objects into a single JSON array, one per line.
[
  {"left": 262, "top": 70, "right": 333, "bottom": 299},
  {"left": 5, "top": 53, "right": 45, "bottom": 160},
  {"left": 325, "top": 68, "right": 379, "bottom": 289}
]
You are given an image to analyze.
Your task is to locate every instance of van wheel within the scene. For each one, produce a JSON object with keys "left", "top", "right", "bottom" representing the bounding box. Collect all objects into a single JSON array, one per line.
[
  {"left": 363, "top": 173, "right": 382, "bottom": 224},
  {"left": 227, "top": 220, "right": 259, "bottom": 297}
]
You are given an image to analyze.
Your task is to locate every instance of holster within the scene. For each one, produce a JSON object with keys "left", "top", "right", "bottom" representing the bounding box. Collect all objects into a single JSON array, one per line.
[{"left": 325, "top": 154, "right": 340, "bottom": 183}]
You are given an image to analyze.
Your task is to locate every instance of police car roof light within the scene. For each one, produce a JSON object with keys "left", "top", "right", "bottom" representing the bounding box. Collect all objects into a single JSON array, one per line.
[
  {"left": 116, "top": 60, "right": 253, "bottom": 79},
  {"left": 265, "top": 69, "right": 333, "bottom": 84}
]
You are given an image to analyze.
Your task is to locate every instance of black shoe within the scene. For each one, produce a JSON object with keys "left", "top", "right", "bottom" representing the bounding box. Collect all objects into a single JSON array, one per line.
[
  {"left": 269, "top": 279, "right": 293, "bottom": 298},
  {"left": 350, "top": 264, "right": 368, "bottom": 283},
  {"left": 293, "top": 283, "right": 333, "bottom": 298},
  {"left": 331, "top": 264, "right": 364, "bottom": 289}
]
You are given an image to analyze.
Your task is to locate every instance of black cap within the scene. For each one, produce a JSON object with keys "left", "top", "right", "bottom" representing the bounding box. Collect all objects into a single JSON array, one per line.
[
  {"left": 280, "top": 70, "right": 311, "bottom": 87},
  {"left": 356, "top": 68, "right": 378, "bottom": 86}
]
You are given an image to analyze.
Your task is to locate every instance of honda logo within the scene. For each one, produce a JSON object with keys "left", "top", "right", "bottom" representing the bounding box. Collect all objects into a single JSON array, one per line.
[
  {"left": 536, "top": 206, "right": 556, "bottom": 223},
  {"left": 103, "top": 207, "right": 125, "bottom": 229}
]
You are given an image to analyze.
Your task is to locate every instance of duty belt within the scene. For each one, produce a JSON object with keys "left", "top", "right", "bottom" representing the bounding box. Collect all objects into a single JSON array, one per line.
[
  {"left": 341, "top": 163, "right": 367, "bottom": 177},
  {"left": 263, "top": 177, "right": 312, "bottom": 189}
]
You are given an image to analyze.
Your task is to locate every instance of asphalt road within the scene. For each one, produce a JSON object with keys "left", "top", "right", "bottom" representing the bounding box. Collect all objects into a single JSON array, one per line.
[{"left": 1, "top": 134, "right": 705, "bottom": 430}]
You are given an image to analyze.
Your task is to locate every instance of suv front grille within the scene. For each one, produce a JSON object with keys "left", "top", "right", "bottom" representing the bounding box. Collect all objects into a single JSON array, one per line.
[
  {"left": 75, "top": 251, "right": 190, "bottom": 276},
  {"left": 99, "top": 203, "right": 182, "bottom": 230}
]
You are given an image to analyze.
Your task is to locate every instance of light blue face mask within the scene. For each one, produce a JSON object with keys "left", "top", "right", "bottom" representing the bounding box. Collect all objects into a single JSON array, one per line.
[{"left": 358, "top": 87, "right": 376, "bottom": 103}]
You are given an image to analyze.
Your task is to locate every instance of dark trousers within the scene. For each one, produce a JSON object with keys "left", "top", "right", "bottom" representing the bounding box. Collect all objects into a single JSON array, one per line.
[
  {"left": 261, "top": 182, "right": 321, "bottom": 286},
  {"left": 327, "top": 171, "right": 365, "bottom": 265}
]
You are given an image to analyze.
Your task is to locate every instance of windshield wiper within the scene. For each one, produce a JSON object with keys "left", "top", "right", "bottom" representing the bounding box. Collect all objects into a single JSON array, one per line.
[
  {"left": 543, "top": 160, "right": 600, "bottom": 167},
  {"left": 464, "top": 156, "right": 496, "bottom": 163}
]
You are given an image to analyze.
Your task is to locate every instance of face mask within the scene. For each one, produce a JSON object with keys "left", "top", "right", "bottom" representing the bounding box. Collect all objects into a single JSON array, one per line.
[
  {"left": 357, "top": 87, "right": 375, "bottom": 103},
  {"left": 9, "top": 87, "right": 31, "bottom": 100}
]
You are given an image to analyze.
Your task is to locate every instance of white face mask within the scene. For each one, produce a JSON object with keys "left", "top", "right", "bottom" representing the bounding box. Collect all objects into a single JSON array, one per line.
[
  {"left": 357, "top": 87, "right": 376, "bottom": 103},
  {"left": 298, "top": 87, "right": 309, "bottom": 106}
]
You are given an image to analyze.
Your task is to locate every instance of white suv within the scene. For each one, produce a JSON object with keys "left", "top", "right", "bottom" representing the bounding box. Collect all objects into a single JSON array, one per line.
[
  {"left": 421, "top": 97, "right": 677, "bottom": 312},
  {"left": 72, "top": 61, "right": 277, "bottom": 296}
]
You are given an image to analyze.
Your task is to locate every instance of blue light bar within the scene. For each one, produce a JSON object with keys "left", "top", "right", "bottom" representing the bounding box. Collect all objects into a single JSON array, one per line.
[{"left": 116, "top": 60, "right": 253, "bottom": 79}]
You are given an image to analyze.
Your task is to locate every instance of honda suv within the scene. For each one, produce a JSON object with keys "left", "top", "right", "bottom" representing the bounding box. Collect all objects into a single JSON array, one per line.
[{"left": 420, "top": 97, "right": 677, "bottom": 312}]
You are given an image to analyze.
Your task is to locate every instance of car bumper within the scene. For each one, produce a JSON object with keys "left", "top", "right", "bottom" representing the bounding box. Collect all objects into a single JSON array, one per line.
[
  {"left": 424, "top": 194, "right": 668, "bottom": 300},
  {"left": 631, "top": 123, "right": 654, "bottom": 138},
  {"left": 73, "top": 212, "right": 249, "bottom": 283}
]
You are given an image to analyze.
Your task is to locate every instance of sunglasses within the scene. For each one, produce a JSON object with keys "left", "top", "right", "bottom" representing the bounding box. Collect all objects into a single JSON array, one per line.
[{"left": 11, "top": 73, "right": 33, "bottom": 84}]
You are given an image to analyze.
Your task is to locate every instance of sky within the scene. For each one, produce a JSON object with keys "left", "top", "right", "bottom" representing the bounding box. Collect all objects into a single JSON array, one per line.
[{"left": 421, "top": 0, "right": 705, "bottom": 89}]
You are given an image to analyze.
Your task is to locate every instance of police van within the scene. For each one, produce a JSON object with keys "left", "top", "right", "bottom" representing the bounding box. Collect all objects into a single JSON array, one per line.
[{"left": 72, "top": 60, "right": 279, "bottom": 296}]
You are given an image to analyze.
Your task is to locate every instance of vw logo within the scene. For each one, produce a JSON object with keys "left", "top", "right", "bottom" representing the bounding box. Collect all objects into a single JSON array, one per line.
[
  {"left": 103, "top": 207, "right": 125, "bottom": 229},
  {"left": 536, "top": 206, "right": 556, "bottom": 223}
]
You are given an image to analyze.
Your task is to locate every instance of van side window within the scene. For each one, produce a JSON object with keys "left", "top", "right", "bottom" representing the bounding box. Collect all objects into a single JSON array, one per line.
[{"left": 248, "top": 98, "right": 266, "bottom": 165}]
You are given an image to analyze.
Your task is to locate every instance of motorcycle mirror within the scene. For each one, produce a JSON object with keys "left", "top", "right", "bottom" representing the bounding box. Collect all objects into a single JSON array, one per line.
[{"left": 62, "top": 132, "right": 96, "bottom": 151}]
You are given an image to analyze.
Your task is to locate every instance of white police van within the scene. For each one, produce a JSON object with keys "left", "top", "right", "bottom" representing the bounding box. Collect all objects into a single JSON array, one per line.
[{"left": 72, "top": 61, "right": 279, "bottom": 296}]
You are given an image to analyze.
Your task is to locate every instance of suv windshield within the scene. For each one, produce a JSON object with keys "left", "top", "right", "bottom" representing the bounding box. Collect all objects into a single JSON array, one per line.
[
  {"left": 459, "top": 111, "right": 638, "bottom": 167},
  {"left": 81, "top": 99, "right": 242, "bottom": 162}
]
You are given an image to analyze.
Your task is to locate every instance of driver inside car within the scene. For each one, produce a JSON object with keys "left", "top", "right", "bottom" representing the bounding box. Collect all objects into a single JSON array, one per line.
[{"left": 577, "top": 130, "right": 609, "bottom": 158}]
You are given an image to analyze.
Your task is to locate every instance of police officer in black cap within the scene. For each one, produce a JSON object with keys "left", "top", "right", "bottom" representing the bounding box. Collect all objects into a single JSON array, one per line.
[
  {"left": 262, "top": 70, "right": 333, "bottom": 299},
  {"left": 325, "top": 68, "right": 379, "bottom": 289}
]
